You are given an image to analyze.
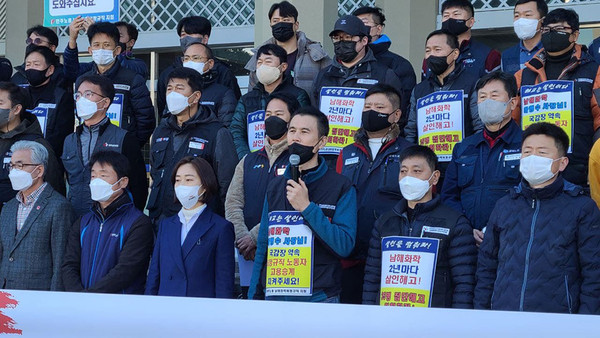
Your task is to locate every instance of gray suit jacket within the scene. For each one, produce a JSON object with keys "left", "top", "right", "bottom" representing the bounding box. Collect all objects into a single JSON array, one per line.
[{"left": 0, "top": 184, "right": 75, "bottom": 290}]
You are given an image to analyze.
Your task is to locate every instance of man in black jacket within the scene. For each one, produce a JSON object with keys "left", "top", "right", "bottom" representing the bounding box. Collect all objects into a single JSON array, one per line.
[
  {"left": 147, "top": 68, "right": 237, "bottom": 221},
  {"left": 157, "top": 16, "right": 242, "bottom": 114},
  {"left": 62, "top": 75, "right": 147, "bottom": 216},
  {"left": 0, "top": 82, "right": 65, "bottom": 212},
  {"left": 363, "top": 145, "right": 477, "bottom": 308},
  {"left": 353, "top": 6, "right": 416, "bottom": 121}
]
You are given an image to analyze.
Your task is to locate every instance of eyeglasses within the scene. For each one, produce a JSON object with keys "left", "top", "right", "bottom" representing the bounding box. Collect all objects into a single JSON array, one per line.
[
  {"left": 26, "top": 37, "right": 52, "bottom": 46},
  {"left": 8, "top": 163, "right": 39, "bottom": 170},
  {"left": 541, "top": 26, "right": 573, "bottom": 34},
  {"left": 182, "top": 55, "right": 209, "bottom": 63},
  {"left": 331, "top": 36, "right": 358, "bottom": 43},
  {"left": 74, "top": 90, "right": 106, "bottom": 101}
]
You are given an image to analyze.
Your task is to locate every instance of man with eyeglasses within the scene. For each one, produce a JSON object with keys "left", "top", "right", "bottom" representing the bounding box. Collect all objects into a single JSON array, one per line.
[
  {"left": 64, "top": 20, "right": 155, "bottom": 148},
  {"left": 175, "top": 42, "right": 236, "bottom": 127},
  {"left": 512, "top": 8, "right": 600, "bottom": 188},
  {"left": 62, "top": 74, "right": 147, "bottom": 216},
  {"left": 311, "top": 15, "right": 402, "bottom": 107},
  {"left": 0, "top": 140, "right": 75, "bottom": 291},
  {"left": 0, "top": 81, "right": 65, "bottom": 212},
  {"left": 353, "top": 6, "right": 416, "bottom": 124}
]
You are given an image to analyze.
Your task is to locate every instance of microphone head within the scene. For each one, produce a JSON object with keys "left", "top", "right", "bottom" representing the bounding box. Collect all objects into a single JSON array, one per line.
[{"left": 289, "top": 154, "right": 300, "bottom": 166}]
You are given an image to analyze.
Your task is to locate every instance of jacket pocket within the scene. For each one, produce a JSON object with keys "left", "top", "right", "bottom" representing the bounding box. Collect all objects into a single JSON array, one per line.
[
  {"left": 503, "top": 159, "right": 520, "bottom": 180},
  {"left": 378, "top": 155, "right": 401, "bottom": 196},
  {"left": 150, "top": 140, "right": 169, "bottom": 169},
  {"left": 455, "top": 156, "right": 477, "bottom": 188},
  {"left": 61, "top": 151, "right": 83, "bottom": 184}
]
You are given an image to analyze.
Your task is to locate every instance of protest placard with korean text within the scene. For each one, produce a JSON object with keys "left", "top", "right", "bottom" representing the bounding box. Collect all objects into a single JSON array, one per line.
[
  {"left": 266, "top": 211, "right": 313, "bottom": 297},
  {"left": 417, "top": 90, "right": 464, "bottom": 162},
  {"left": 380, "top": 236, "right": 439, "bottom": 307},
  {"left": 319, "top": 87, "right": 367, "bottom": 155},
  {"left": 247, "top": 110, "right": 265, "bottom": 152},
  {"left": 44, "top": 0, "right": 120, "bottom": 27},
  {"left": 521, "top": 80, "right": 574, "bottom": 153}
]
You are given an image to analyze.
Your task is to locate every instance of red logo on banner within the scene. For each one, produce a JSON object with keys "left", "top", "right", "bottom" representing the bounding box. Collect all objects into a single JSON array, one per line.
[{"left": 0, "top": 292, "right": 22, "bottom": 335}]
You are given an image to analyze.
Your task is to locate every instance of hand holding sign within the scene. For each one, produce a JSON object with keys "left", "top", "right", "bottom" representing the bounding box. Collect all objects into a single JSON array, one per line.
[{"left": 286, "top": 178, "right": 310, "bottom": 212}]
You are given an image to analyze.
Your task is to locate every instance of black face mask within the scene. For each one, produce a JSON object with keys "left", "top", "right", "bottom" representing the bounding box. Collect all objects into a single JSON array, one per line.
[
  {"left": 541, "top": 31, "right": 573, "bottom": 53},
  {"left": 26, "top": 68, "right": 50, "bottom": 87},
  {"left": 179, "top": 36, "right": 204, "bottom": 53},
  {"left": 289, "top": 141, "right": 318, "bottom": 165},
  {"left": 426, "top": 53, "right": 452, "bottom": 75},
  {"left": 442, "top": 18, "right": 470, "bottom": 36},
  {"left": 362, "top": 109, "right": 392, "bottom": 132},
  {"left": 264, "top": 116, "right": 288, "bottom": 140},
  {"left": 271, "top": 22, "right": 295, "bottom": 42},
  {"left": 334, "top": 41, "right": 359, "bottom": 63}
]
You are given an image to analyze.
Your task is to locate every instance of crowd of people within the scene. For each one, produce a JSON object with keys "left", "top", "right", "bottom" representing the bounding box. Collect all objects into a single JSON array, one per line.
[{"left": 0, "top": 0, "right": 600, "bottom": 315}]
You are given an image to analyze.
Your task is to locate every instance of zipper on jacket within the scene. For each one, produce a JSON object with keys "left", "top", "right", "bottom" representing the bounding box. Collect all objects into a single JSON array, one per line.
[
  {"left": 519, "top": 198, "right": 540, "bottom": 311},
  {"left": 87, "top": 221, "right": 104, "bottom": 289},
  {"left": 564, "top": 275, "right": 572, "bottom": 314}
]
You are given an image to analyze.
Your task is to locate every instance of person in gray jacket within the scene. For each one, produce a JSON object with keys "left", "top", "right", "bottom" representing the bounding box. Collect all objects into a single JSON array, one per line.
[
  {"left": 244, "top": 1, "right": 331, "bottom": 105},
  {"left": 0, "top": 141, "right": 76, "bottom": 291}
]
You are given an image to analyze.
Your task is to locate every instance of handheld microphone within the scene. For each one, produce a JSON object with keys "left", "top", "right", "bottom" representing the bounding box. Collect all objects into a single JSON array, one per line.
[{"left": 289, "top": 154, "right": 300, "bottom": 183}]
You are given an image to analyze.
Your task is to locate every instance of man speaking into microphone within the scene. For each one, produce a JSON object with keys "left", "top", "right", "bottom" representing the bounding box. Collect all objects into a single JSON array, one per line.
[{"left": 248, "top": 106, "right": 357, "bottom": 303}]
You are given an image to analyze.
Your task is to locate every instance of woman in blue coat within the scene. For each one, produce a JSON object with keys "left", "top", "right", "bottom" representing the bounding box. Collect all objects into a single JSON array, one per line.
[{"left": 146, "top": 156, "right": 235, "bottom": 298}]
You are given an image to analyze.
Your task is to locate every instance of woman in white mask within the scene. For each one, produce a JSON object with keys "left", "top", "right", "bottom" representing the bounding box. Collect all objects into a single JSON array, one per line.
[
  {"left": 146, "top": 156, "right": 235, "bottom": 298},
  {"left": 362, "top": 145, "right": 477, "bottom": 308}
]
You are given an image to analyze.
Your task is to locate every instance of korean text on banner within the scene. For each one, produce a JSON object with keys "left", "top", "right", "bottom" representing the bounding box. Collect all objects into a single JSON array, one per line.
[
  {"left": 520, "top": 80, "right": 574, "bottom": 153},
  {"left": 380, "top": 236, "right": 439, "bottom": 307},
  {"left": 247, "top": 110, "right": 265, "bottom": 153},
  {"left": 417, "top": 90, "right": 464, "bottom": 162},
  {"left": 106, "top": 94, "right": 124, "bottom": 128},
  {"left": 44, "top": 0, "right": 120, "bottom": 27},
  {"left": 319, "top": 87, "right": 367, "bottom": 155},
  {"left": 266, "top": 211, "right": 313, "bottom": 297}
]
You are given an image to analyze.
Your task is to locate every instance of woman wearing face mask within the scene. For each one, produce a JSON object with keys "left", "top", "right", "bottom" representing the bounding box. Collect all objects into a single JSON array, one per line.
[
  {"left": 23, "top": 45, "right": 75, "bottom": 160},
  {"left": 61, "top": 151, "right": 154, "bottom": 294},
  {"left": 146, "top": 156, "right": 235, "bottom": 298},
  {"left": 363, "top": 145, "right": 477, "bottom": 308}
]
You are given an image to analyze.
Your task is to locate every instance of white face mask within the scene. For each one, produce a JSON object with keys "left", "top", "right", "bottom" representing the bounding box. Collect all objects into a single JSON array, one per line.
[
  {"left": 399, "top": 173, "right": 433, "bottom": 201},
  {"left": 175, "top": 185, "right": 203, "bottom": 210},
  {"left": 76, "top": 97, "right": 100, "bottom": 121},
  {"left": 92, "top": 49, "right": 116, "bottom": 66},
  {"left": 89, "top": 177, "right": 122, "bottom": 202},
  {"left": 519, "top": 155, "right": 562, "bottom": 186},
  {"left": 256, "top": 64, "right": 281, "bottom": 86},
  {"left": 183, "top": 61, "right": 206, "bottom": 75},
  {"left": 9, "top": 167, "right": 38, "bottom": 191},
  {"left": 513, "top": 18, "right": 539, "bottom": 41},
  {"left": 167, "top": 92, "right": 192, "bottom": 115},
  {"left": 478, "top": 98, "right": 511, "bottom": 125}
]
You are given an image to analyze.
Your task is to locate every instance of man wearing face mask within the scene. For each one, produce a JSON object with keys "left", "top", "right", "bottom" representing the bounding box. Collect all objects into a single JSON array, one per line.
[
  {"left": 157, "top": 16, "right": 241, "bottom": 115},
  {"left": 230, "top": 44, "right": 310, "bottom": 159},
  {"left": 0, "top": 141, "right": 75, "bottom": 291},
  {"left": 62, "top": 75, "right": 147, "bottom": 216},
  {"left": 181, "top": 42, "right": 236, "bottom": 127},
  {"left": 62, "top": 151, "right": 154, "bottom": 294},
  {"left": 335, "top": 84, "right": 411, "bottom": 304},
  {"left": 249, "top": 106, "right": 357, "bottom": 303},
  {"left": 512, "top": 8, "right": 600, "bottom": 188},
  {"left": 501, "top": 0, "right": 547, "bottom": 75},
  {"left": 422, "top": 0, "right": 500, "bottom": 80},
  {"left": 475, "top": 123, "right": 600, "bottom": 314},
  {"left": 442, "top": 71, "right": 522, "bottom": 246},
  {"left": 405, "top": 30, "right": 481, "bottom": 190},
  {"left": 225, "top": 92, "right": 298, "bottom": 298},
  {"left": 66, "top": 21, "right": 155, "bottom": 148},
  {"left": 312, "top": 15, "right": 402, "bottom": 109},
  {"left": 353, "top": 6, "right": 416, "bottom": 121},
  {"left": 23, "top": 46, "right": 74, "bottom": 161},
  {"left": 0, "top": 82, "right": 64, "bottom": 212},
  {"left": 363, "top": 145, "right": 477, "bottom": 307},
  {"left": 245, "top": 1, "right": 331, "bottom": 105},
  {"left": 148, "top": 68, "right": 237, "bottom": 222}
]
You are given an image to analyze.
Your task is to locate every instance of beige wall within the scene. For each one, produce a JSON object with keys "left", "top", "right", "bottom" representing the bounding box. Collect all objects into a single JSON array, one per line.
[{"left": 6, "top": 0, "right": 45, "bottom": 67}]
